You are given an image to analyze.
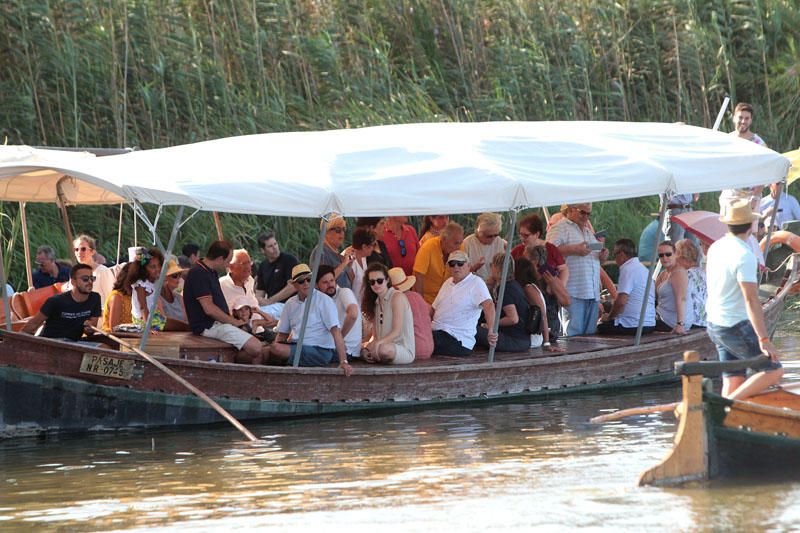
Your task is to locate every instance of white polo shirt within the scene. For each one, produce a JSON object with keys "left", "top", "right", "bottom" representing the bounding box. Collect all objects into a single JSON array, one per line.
[
  {"left": 277, "top": 289, "right": 340, "bottom": 349},
  {"left": 431, "top": 273, "right": 491, "bottom": 350},
  {"left": 219, "top": 275, "right": 259, "bottom": 311}
]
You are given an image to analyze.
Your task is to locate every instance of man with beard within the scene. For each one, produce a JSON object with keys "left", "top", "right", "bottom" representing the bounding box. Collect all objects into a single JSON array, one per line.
[
  {"left": 719, "top": 103, "right": 767, "bottom": 211},
  {"left": 23, "top": 263, "right": 102, "bottom": 341},
  {"left": 316, "top": 265, "right": 362, "bottom": 360}
]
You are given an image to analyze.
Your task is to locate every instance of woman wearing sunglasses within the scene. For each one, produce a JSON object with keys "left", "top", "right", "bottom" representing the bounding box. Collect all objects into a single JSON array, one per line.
[
  {"left": 69, "top": 234, "right": 116, "bottom": 309},
  {"left": 654, "top": 240, "right": 693, "bottom": 334},
  {"left": 159, "top": 258, "right": 189, "bottom": 329},
  {"left": 360, "top": 263, "right": 415, "bottom": 364}
]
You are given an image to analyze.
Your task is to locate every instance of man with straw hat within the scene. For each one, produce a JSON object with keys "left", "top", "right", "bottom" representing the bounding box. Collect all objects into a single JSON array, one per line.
[{"left": 705, "top": 199, "right": 783, "bottom": 400}]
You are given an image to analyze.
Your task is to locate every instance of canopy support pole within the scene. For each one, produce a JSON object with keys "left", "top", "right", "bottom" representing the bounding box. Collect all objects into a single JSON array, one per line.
[
  {"left": 635, "top": 197, "right": 669, "bottom": 345},
  {"left": 292, "top": 215, "right": 330, "bottom": 367},
  {"left": 19, "top": 202, "right": 33, "bottom": 290},
  {"left": 0, "top": 242, "right": 12, "bottom": 330},
  {"left": 55, "top": 177, "right": 74, "bottom": 250},
  {"left": 541, "top": 206, "right": 550, "bottom": 225},
  {"left": 139, "top": 205, "right": 184, "bottom": 352},
  {"left": 760, "top": 180, "right": 783, "bottom": 286},
  {"left": 213, "top": 212, "right": 224, "bottom": 241},
  {"left": 488, "top": 209, "right": 519, "bottom": 363},
  {"left": 115, "top": 203, "right": 124, "bottom": 264},
  {"left": 132, "top": 203, "right": 138, "bottom": 247}
]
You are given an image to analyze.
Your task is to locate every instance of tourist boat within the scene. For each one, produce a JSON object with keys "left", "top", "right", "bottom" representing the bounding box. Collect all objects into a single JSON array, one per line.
[
  {"left": 0, "top": 122, "right": 793, "bottom": 437},
  {"left": 639, "top": 350, "right": 800, "bottom": 485}
]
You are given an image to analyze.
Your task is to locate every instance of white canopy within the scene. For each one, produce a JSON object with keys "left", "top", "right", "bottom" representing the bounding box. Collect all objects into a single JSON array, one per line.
[
  {"left": 0, "top": 146, "right": 126, "bottom": 205},
  {"left": 0, "top": 122, "right": 790, "bottom": 216}
]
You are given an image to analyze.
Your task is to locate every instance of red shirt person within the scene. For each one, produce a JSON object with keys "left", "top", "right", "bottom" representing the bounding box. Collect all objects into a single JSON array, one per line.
[{"left": 382, "top": 216, "right": 420, "bottom": 276}]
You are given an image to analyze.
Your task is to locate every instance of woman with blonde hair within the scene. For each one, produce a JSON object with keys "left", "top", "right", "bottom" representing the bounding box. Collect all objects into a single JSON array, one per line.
[{"left": 675, "top": 238, "right": 707, "bottom": 328}]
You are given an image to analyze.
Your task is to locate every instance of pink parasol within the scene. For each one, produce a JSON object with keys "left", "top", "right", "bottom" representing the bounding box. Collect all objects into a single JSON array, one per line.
[{"left": 671, "top": 210, "right": 727, "bottom": 245}]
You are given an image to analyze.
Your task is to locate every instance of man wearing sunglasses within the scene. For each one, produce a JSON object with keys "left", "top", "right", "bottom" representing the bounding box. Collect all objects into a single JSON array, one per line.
[
  {"left": 546, "top": 203, "right": 608, "bottom": 336},
  {"left": 430, "top": 251, "right": 497, "bottom": 356},
  {"left": 268, "top": 264, "right": 352, "bottom": 375},
  {"left": 23, "top": 263, "right": 102, "bottom": 342}
]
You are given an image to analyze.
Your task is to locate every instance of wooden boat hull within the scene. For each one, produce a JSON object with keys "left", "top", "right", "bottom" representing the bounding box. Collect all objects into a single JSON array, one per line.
[
  {"left": 706, "top": 390, "right": 800, "bottom": 478},
  {"left": 1, "top": 259, "right": 792, "bottom": 437},
  {"left": 1, "top": 330, "right": 713, "bottom": 437}
]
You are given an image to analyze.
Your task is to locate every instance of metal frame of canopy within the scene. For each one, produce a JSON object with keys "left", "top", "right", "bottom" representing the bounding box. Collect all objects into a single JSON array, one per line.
[{"left": 0, "top": 122, "right": 792, "bottom": 361}]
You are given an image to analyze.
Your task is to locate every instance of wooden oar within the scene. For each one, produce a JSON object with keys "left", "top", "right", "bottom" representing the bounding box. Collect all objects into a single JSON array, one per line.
[
  {"left": 590, "top": 402, "right": 680, "bottom": 424},
  {"left": 90, "top": 326, "right": 259, "bottom": 442}
]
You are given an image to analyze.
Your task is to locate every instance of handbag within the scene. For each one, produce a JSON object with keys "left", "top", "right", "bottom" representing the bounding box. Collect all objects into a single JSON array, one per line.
[{"left": 526, "top": 303, "right": 543, "bottom": 335}]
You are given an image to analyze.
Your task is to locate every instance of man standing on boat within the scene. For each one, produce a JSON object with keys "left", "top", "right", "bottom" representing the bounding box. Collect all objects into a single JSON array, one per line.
[
  {"left": 22, "top": 263, "right": 101, "bottom": 341},
  {"left": 719, "top": 103, "right": 767, "bottom": 211},
  {"left": 430, "top": 251, "right": 496, "bottom": 356},
  {"left": 546, "top": 203, "right": 607, "bottom": 336},
  {"left": 255, "top": 231, "right": 299, "bottom": 320},
  {"left": 268, "top": 264, "right": 352, "bottom": 374},
  {"left": 183, "top": 240, "right": 271, "bottom": 365},
  {"left": 706, "top": 199, "right": 783, "bottom": 400}
]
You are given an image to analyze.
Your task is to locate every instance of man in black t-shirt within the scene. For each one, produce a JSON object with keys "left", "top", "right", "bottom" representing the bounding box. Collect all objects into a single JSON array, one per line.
[
  {"left": 183, "top": 240, "right": 273, "bottom": 365},
  {"left": 23, "top": 263, "right": 102, "bottom": 341},
  {"left": 255, "top": 232, "right": 299, "bottom": 319}
]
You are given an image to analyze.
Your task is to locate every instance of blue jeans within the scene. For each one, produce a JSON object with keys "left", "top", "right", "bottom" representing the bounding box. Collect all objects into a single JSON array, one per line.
[
  {"left": 706, "top": 320, "right": 782, "bottom": 377},
  {"left": 281, "top": 342, "right": 337, "bottom": 367},
  {"left": 562, "top": 298, "right": 599, "bottom": 336}
]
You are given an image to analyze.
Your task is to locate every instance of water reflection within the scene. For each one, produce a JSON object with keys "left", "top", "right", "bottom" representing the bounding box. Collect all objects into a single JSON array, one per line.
[{"left": 1, "top": 313, "right": 799, "bottom": 531}]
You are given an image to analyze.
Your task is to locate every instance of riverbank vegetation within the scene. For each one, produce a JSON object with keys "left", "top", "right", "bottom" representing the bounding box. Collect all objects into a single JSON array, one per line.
[{"left": 1, "top": 0, "right": 799, "bottom": 286}]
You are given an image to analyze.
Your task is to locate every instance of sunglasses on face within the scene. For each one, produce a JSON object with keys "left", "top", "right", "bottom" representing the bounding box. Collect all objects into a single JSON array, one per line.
[
  {"left": 577, "top": 209, "right": 592, "bottom": 216},
  {"left": 369, "top": 277, "right": 386, "bottom": 286},
  {"left": 77, "top": 275, "right": 96, "bottom": 282},
  {"left": 447, "top": 260, "right": 466, "bottom": 267},
  {"left": 294, "top": 276, "right": 311, "bottom": 284},
  {"left": 658, "top": 252, "right": 673, "bottom": 258},
  {"left": 329, "top": 227, "right": 345, "bottom": 234},
  {"left": 398, "top": 239, "right": 407, "bottom": 257},
  {"left": 74, "top": 246, "right": 90, "bottom": 252},
  {"left": 168, "top": 273, "right": 182, "bottom": 279}
]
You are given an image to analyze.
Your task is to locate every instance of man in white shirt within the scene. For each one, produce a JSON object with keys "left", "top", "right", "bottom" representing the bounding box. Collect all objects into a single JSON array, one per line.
[
  {"left": 597, "top": 239, "right": 655, "bottom": 335},
  {"left": 316, "top": 264, "right": 362, "bottom": 359},
  {"left": 431, "top": 251, "right": 497, "bottom": 356},
  {"left": 268, "top": 264, "right": 351, "bottom": 375},
  {"left": 219, "top": 249, "right": 259, "bottom": 310},
  {"left": 759, "top": 182, "right": 800, "bottom": 230},
  {"left": 706, "top": 199, "right": 782, "bottom": 400}
]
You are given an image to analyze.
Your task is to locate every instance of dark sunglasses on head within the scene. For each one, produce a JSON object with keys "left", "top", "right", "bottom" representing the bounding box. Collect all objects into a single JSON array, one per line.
[
  {"left": 398, "top": 239, "right": 407, "bottom": 257},
  {"left": 368, "top": 277, "right": 386, "bottom": 286},
  {"left": 447, "top": 260, "right": 466, "bottom": 267},
  {"left": 77, "top": 275, "right": 96, "bottom": 282},
  {"left": 294, "top": 276, "right": 311, "bottom": 284},
  {"left": 658, "top": 252, "right": 673, "bottom": 258},
  {"left": 74, "top": 246, "right": 89, "bottom": 252}
]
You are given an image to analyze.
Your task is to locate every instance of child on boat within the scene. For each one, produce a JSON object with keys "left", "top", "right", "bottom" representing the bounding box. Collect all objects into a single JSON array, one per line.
[{"left": 127, "top": 247, "right": 167, "bottom": 331}]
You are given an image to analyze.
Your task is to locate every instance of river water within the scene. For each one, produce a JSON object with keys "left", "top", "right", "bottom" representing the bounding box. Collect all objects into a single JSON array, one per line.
[{"left": 2, "top": 312, "right": 800, "bottom": 531}]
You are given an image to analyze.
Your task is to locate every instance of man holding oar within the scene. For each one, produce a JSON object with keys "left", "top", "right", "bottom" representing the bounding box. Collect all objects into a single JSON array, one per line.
[{"left": 706, "top": 199, "right": 783, "bottom": 399}]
